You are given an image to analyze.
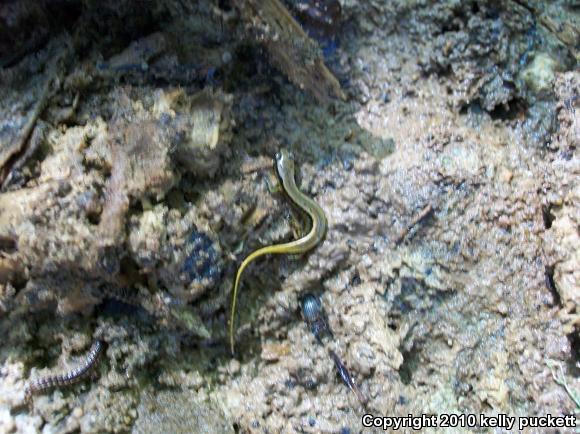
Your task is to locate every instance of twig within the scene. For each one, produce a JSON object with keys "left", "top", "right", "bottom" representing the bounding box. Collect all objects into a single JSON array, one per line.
[
  {"left": 394, "top": 203, "right": 434, "bottom": 245},
  {"left": 240, "top": 156, "right": 273, "bottom": 174},
  {"left": 0, "top": 79, "right": 52, "bottom": 189},
  {"left": 546, "top": 359, "right": 580, "bottom": 410},
  {"left": 235, "top": 0, "right": 345, "bottom": 103}
]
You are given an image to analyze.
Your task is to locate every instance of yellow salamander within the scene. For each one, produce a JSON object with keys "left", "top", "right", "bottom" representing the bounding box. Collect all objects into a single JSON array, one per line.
[{"left": 229, "top": 149, "right": 327, "bottom": 353}]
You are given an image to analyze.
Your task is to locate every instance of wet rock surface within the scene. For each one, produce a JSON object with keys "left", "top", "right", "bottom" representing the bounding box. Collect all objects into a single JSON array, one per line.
[
  {"left": 133, "top": 390, "right": 234, "bottom": 434},
  {"left": 0, "top": 0, "right": 578, "bottom": 432}
]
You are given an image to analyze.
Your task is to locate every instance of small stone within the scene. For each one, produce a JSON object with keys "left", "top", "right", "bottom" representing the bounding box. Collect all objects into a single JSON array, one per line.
[
  {"left": 520, "top": 53, "right": 558, "bottom": 93},
  {"left": 363, "top": 136, "right": 395, "bottom": 160},
  {"left": 222, "top": 51, "right": 232, "bottom": 64},
  {"left": 498, "top": 167, "right": 513, "bottom": 183},
  {"left": 498, "top": 215, "right": 511, "bottom": 229},
  {"left": 496, "top": 302, "right": 508, "bottom": 315},
  {"left": 442, "top": 39, "right": 453, "bottom": 56},
  {"left": 72, "top": 407, "right": 83, "bottom": 418},
  {"left": 228, "top": 359, "right": 241, "bottom": 375},
  {"left": 260, "top": 342, "right": 290, "bottom": 362},
  {"left": 0, "top": 419, "right": 16, "bottom": 433}
]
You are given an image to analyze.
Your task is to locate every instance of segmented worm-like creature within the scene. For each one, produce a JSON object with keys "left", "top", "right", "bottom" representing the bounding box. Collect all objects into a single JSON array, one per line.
[{"left": 25, "top": 340, "right": 104, "bottom": 402}]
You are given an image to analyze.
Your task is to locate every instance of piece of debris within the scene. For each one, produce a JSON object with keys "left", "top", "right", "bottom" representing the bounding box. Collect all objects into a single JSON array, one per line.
[
  {"left": 394, "top": 203, "right": 434, "bottom": 245},
  {"left": 236, "top": 0, "right": 345, "bottom": 103}
]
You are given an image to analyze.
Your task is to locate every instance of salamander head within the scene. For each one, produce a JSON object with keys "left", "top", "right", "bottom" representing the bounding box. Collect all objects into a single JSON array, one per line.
[{"left": 275, "top": 149, "right": 294, "bottom": 179}]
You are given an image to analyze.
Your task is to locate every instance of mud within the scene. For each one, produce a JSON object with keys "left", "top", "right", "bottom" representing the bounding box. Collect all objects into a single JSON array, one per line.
[{"left": 0, "top": 0, "right": 578, "bottom": 433}]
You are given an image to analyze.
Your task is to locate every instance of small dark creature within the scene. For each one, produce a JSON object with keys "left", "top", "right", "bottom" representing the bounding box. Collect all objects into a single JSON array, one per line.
[
  {"left": 299, "top": 294, "right": 366, "bottom": 406},
  {"left": 25, "top": 340, "right": 104, "bottom": 402},
  {"left": 300, "top": 293, "right": 333, "bottom": 343},
  {"left": 329, "top": 349, "right": 367, "bottom": 406}
]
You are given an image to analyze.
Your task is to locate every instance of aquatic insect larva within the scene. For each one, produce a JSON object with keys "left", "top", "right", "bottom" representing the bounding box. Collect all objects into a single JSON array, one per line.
[
  {"left": 25, "top": 340, "right": 104, "bottom": 402},
  {"left": 301, "top": 293, "right": 322, "bottom": 321},
  {"left": 329, "top": 349, "right": 367, "bottom": 406},
  {"left": 301, "top": 293, "right": 333, "bottom": 343}
]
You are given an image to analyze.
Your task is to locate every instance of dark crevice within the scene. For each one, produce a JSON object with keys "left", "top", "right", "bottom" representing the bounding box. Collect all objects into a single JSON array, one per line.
[
  {"left": 350, "top": 271, "right": 361, "bottom": 286},
  {"left": 441, "top": 22, "right": 461, "bottom": 33},
  {"left": 399, "top": 347, "right": 420, "bottom": 385},
  {"left": 0, "top": 237, "right": 17, "bottom": 254},
  {"left": 128, "top": 199, "right": 144, "bottom": 215},
  {"left": 96, "top": 297, "right": 144, "bottom": 318},
  {"left": 541, "top": 204, "right": 555, "bottom": 229},
  {"left": 119, "top": 256, "right": 147, "bottom": 287},
  {"left": 11, "top": 275, "right": 27, "bottom": 291},
  {"left": 87, "top": 209, "right": 101, "bottom": 226},
  {"left": 568, "top": 333, "right": 580, "bottom": 376},
  {"left": 488, "top": 97, "right": 527, "bottom": 121},
  {"left": 544, "top": 265, "right": 560, "bottom": 306},
  {"left": 218, "top": 0, "right": 233, "bottom": 12},
  {"left": 0, "top": 0, "right": 83, "bottom": 68}
]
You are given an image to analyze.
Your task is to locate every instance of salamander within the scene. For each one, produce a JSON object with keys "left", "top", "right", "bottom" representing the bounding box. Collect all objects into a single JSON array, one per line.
[{"left": 229, "top": 149, "right": 327, "bottom": 353}]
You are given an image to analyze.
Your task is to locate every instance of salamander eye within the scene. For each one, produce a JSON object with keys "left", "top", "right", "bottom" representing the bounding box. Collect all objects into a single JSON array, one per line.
[{"left": 275, "top": 152, "right": 282, "bottom": 162}]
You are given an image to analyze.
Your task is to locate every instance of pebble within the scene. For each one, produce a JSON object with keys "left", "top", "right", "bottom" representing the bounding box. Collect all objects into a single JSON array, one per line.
[
  {"left": 72, "top": 407, "right": 83, "bottom": 418},
  {"left": 1, "top": 419, "right": 16, "bottom": 433},
  {"left": 228, "top": 359, "right": 241, "bottom": 375},
  {"left": 261, "top": 343, "right": 290, "bottom": 361},
  {"left": 499, "top": 167, "right": 513, "bottom": 183}
]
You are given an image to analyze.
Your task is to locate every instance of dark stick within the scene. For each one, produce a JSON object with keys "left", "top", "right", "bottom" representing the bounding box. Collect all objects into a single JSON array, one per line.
[{"left": 394, "top": 203, "right": 434, "bottom": 245}]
